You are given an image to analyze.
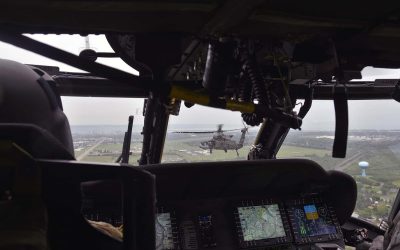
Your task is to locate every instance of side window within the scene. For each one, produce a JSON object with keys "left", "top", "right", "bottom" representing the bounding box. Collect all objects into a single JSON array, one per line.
[
  {"left": 278, "top": 100, "right": 400, "bottom": 225},
  {"left": 62, "top": 97, "right": 144, "bottom": 164},
  {"left": 0, "top": 34, "right": 143, "bottom": 164}
]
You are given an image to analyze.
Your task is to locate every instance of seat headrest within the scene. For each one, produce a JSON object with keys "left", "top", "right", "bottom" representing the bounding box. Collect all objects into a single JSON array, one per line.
[
  {"left": 0, "top": 59, "right": 74, "bottom": 157},
  {"left": 0, "top": 124, "right": 74, "bottom": 160}
]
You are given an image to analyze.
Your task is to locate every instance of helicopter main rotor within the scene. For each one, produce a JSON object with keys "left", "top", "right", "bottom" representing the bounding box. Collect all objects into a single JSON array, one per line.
[{"left": 172, "top": 124, "right": 243, "bottom": 134}]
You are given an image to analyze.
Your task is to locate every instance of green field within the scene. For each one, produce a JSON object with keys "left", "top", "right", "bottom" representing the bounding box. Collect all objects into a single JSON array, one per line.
[
  {"left": 163, "top": 139, "right": 250, "bottom": 162},
  {"left": 74, "top": 147, "right": 88, "bottom": 158},
  {"left": 345, "top": 149, "right": 400, "bottom": 182},
  {"left": 75, "top": 141, "right": 142, "bottom": 165},
  {"left": 95, "top": 143, "right": 124, "bottom": 151},
  {"left": 82, "top": 155, "right": 117, "bottom": 163},
  {"left": 277, "top": 145, "right": 330, "bottom": 158},
  {"left": 392, "top": 179, "right": 400, "bottom": 187}
]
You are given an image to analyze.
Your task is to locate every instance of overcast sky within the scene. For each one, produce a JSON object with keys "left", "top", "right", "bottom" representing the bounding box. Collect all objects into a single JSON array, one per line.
[{"left": 1, "top": 34, "right": 400, "bottom": 131}]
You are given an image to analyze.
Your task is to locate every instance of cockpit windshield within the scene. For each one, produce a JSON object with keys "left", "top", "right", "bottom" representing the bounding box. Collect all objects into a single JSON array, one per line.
[{"left": 2, "top": 34, "right": 400, "bottom": 227}]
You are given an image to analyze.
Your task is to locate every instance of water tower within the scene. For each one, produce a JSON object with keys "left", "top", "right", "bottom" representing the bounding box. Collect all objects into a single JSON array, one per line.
[{"left": 358, "top": 161, "right": 369, "bottom": 177}]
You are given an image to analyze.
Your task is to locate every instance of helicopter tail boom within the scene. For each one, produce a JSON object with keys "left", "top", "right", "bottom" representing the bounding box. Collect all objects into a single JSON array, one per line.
[{"left": 237, "top": 127, "right": 248, "bottom": 149}]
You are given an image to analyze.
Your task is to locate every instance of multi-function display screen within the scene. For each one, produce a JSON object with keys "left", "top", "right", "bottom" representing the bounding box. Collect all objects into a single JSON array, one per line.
[
  {"left": 155, "top": 213, "right": 174, "bottom": 250},
  {"left": 237, "top": 204, "right": 286, "bottom": 241},
  {"left": 291, "top": 204, "right": 337, "bottom": 237}
]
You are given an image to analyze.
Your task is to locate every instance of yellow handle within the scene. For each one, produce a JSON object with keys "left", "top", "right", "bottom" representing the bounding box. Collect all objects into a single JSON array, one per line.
[{"left": 170, "top": 85, "right": 255, "bottom": 113}]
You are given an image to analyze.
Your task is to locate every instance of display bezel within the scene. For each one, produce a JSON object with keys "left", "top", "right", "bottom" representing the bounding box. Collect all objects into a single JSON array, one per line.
[
  {"left": 233, "top": 199, "right": 292, "bottom": 249},
  {"left": 286, "top": 197, "right": 342, "bottom": 244},
  {"left": 156, "top": 207, "right": 180, "bottom": 250}
]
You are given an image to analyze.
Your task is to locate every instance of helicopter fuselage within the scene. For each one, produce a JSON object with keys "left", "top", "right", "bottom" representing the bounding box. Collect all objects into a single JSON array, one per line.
[
  {"left": 199, "top": 128, "right": 248, "bottom": 154},
  {"left": 200, "top": 138, "right": 241, "bottom": 152}
]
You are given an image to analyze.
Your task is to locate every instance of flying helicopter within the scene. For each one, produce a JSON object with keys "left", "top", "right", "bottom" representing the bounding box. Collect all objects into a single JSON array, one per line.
[
  {"left": 2, "top": 1, "right": 400, "bottom": 250},
  {"left": 173, "top": 124, "right": 248, "bottom": 155}
]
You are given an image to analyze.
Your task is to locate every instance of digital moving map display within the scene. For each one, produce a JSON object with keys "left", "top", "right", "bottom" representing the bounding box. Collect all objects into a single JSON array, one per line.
[
  {"left": 292, "top": 204, "right": 336, "bottom": 237},
  {"left": 237, "top": 204, "right": 286, "bottom": 241},
  {"left": 155, "top": 213, "right": 174, "bottom": 250}
]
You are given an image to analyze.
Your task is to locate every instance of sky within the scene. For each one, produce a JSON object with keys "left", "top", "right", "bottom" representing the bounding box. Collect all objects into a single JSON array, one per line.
[{"left": 1, "top": 34, "right": 400, "bottom": 131}]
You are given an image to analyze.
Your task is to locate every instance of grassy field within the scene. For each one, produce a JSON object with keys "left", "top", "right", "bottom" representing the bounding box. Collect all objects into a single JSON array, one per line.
[
  {"left": 163, "top": 139, "right": 251, "bottom": 162},
  {"left": 76, "top": 141, "right": 142, "bottom": 164},
  {"left": 74, "top": 147, "right": 88, "bottom": 158},
  {"left": 392, "top": 179, "right": 400, "bottom": 187},
  {"left": 277, "top": 145, "right": 330, "bottom": 158},
  {"left": 344, "top": 149, "right": 400, "bottom": 182},
  {"left": 75, "top": 139, "right": 351, "bottom": 167},
  {"left": 163, "top": 134, "right": 337, "bottom": 163},
  {"left": 78, "top": 137, "right": 250, "bottom": 164},
  {"left": 82, "top": 155, "right": 117, "bottom": 163},
  {"left": 95, "top": 143, "right": 124, "bottom": 151}
]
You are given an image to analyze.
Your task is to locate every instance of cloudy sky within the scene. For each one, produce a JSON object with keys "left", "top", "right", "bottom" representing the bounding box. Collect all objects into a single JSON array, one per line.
[{"left": 1, "top": 34, "right": 400, "bottom": 131}]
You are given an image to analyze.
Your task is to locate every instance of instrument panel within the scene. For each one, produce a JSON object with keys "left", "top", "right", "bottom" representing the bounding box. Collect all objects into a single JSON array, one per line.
[
  {"left": 155, "top": 197, "right": 343, "bottom": 250},
  {"left": 144, "top": 159, "right": 356, "bottom": 250}
]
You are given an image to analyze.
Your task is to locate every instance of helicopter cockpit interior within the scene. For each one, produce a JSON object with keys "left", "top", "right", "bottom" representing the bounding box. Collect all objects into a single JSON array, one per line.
[{"left": 1, "top": 1, "right": 400, "bottom": 250}]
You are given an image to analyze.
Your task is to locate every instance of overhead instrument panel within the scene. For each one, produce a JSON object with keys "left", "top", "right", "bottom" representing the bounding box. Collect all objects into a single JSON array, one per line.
[{"left": 234, "top": 200, "right": 292, "bottom": 248}]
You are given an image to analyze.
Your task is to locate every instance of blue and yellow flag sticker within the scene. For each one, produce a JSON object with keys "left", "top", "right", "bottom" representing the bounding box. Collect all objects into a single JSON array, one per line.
[{"left": 304, "top": 205, "right": 319, "bottom": 220}]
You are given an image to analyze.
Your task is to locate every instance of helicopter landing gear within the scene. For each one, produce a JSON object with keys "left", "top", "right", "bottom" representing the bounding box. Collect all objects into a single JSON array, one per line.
[{"left": 235, "top": 149, "right": 239, "bottom": 157}]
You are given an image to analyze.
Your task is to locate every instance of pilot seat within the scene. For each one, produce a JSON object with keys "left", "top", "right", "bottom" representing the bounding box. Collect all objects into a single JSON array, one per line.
[{"left": 0, "top": 59, "right": 155, "bottom": 250}]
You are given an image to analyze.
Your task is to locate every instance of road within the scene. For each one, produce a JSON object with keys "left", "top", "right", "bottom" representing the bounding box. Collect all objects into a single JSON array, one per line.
[
  {"left": 76, "top": 138, "right": 106, "bottom": 161},
  {"left": 334, "top": 151, "right": 364, "bottom": 172}
]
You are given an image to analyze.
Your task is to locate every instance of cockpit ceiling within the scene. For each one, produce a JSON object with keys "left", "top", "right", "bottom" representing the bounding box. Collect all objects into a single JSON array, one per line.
[
  {"left": 2, "top": 1, "right": 400, "bottom": 69},
  {"left": 1, "top": 1, "right": 400, "bottom": 36}
]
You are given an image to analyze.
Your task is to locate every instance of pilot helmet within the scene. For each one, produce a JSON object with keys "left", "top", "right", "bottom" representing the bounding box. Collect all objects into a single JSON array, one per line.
[{"left": 0, "top": 59, "right": 74, "bottom": 156}]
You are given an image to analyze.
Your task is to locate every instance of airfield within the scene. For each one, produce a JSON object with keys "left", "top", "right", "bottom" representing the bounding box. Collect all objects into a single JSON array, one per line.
[{"left": 72, "top": 126, "right": 400, "bottom": 226}]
